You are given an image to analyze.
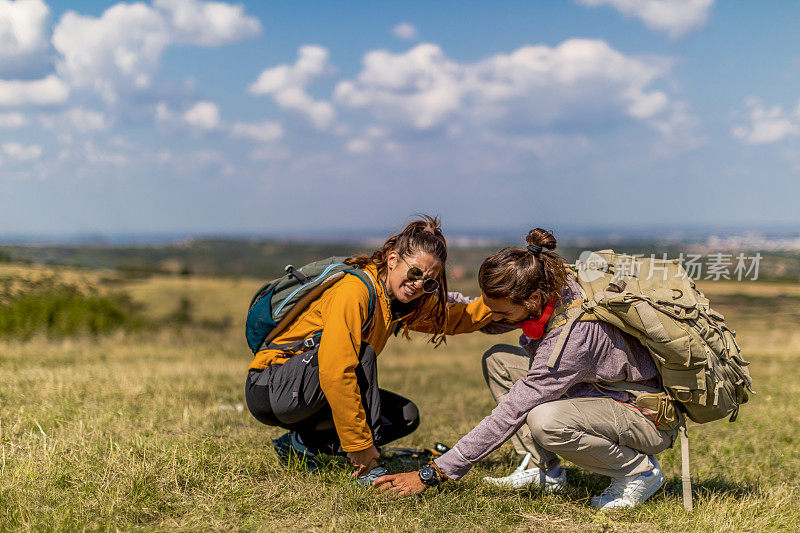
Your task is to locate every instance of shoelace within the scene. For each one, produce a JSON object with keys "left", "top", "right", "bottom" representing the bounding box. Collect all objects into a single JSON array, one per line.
[
  {"left": 624, "top": 472, "right": 656, "bottom": 499},
  {"left": 599, "top": 476, "right": 629, "bottom": 499},
  {"left": 514, "top": 453, "right": 532, "bottom": 473},
  {"left": 485, "top": 454, "right": 535, "bottom": 483},
  {"left": 506, "top": 453, "right": 554, "bottom": 485}
]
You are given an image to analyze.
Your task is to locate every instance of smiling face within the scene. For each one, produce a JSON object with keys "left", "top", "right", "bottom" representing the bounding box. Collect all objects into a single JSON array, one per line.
[
  {"left": 482, "top": 292, "right": 543, "bottom": 324},
  {"left": 385, "top": 250, "right": 442, "bottom": 303}
]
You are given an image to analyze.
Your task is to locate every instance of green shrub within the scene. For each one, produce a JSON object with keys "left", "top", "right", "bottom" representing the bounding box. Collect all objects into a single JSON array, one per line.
[{"left": 0, "top": 280, "right": 148, "bottom": 340}]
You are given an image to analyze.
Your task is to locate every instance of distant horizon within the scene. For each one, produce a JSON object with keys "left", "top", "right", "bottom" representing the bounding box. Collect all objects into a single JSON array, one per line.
[{"left": 3, "top": 222, "right": 800, "bottom": 247}]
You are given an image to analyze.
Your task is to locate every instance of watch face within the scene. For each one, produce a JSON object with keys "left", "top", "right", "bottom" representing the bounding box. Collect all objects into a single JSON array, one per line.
[{"left": 419, "top": 465, "right": 438, "bottom": 486}]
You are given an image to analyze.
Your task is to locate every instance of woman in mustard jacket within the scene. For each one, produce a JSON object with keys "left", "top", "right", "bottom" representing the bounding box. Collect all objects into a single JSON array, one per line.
[{"left": 245, "top": 216, "right": 494, "bottom": 482}]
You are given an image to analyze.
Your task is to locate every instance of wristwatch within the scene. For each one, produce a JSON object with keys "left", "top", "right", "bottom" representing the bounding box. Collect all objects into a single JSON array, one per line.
[{"left": 418, "top": 463, "right": 441, "bottom": 487}]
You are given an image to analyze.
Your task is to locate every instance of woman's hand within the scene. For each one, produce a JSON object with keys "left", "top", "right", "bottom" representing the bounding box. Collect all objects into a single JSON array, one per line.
[
  {"left": 347, "top": 445, "right": 380, "bottom": 477},
  {"left": 372, "top": 472, "right": 428, "bottom": 497}
]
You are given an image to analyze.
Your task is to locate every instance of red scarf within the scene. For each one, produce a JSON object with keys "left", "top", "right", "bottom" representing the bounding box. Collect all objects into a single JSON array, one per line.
[{"left": 517, "top": 298, "right": 556, "bottom": 340}]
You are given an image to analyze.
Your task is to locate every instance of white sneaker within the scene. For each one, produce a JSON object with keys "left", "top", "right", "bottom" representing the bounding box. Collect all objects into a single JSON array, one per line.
[
  {"left": 483, "top": 453, "right": 566, "bottom": 491},
  {"left": 590, "top": 457, "right": 665, "bottom": 510}
]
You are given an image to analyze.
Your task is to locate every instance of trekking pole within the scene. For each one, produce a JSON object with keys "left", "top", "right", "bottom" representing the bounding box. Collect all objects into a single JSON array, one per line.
[{"left": 679, "top": 423, "right": 693, "bottom": 511}]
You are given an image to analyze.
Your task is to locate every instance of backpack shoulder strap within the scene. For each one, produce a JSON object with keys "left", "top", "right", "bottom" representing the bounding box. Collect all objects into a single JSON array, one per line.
[
  {"left": 343, "top": 267, "right": 378, "bottom": 340},
  {"left": 261, "top": 272, "right": 346, "bottom": 349},
  {"left": 547, "top": 299, "right": 585, "bottom": 330},
  {"left": 546, "top": 305, "right": 585, "bottom": 368},
  {"left": 264, "top": 267, "right": 378, "bottom": 354},
  {"left": 545, "top": 299, "right": 601, "bottom": 368}
]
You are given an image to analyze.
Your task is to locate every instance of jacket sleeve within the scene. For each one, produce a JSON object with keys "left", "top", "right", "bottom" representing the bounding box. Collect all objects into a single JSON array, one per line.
[
  {"left": 316, "top": 281, "right": 374, "bottom": 452},
  {"left": 434, "top": 323, "right": 596, "bottom": 480},
  {"left": 409, "top": 294, "right": 495, "bottom": 335}
]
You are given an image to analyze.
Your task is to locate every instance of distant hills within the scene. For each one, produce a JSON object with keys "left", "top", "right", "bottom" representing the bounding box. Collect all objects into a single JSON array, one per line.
[
  {"left": 3, "top": 224, "right": 800, "bottom": 250},
  {"left": 1, "top": 232, "right": 798, "bottom": 282}
]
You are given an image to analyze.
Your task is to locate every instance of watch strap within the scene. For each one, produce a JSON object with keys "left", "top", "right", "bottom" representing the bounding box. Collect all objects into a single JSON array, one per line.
[{"left": 429, "top": 460, "right": 448, "bottom": 482}]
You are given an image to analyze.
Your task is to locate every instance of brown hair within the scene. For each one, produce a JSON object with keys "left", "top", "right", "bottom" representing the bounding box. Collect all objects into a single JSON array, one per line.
[
  {"left": 478, "top": 228, "right": 567, "bottom": 306},
  {"left": 345, "top": 214, "right": 449, "bottom": 344}
]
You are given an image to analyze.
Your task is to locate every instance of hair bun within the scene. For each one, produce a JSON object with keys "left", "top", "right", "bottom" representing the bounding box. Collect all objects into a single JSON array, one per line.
[
  {"left": 526, "top": 244, "right": 543, "bottom": 256},
  {"left": 406, "top": 214, "right": 443, "bottom": 238},
  {"left": 525, "top": 228, "right": 557, "bottom": 250}
]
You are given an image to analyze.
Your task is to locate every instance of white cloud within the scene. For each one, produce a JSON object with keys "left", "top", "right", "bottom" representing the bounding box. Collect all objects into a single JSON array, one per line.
[
  {"left": 248, "top": 45, "right": 336, "bottom": 130},
  {"left": 346, "top": 138, "right": 371, "bottom": 154},
  {"left": 161, "top": 100, "right": 286, "bottom": 143},
  {"left": 230, "top": 120, "right": 283, "bottom": 142},
  {"left": 81, "top": 140, "right": 129, "bottom": 166},
  {"left": 335, "top": 40, "right": 682, "bottom": 135},
  {"left": 52, "top": 0, "right": 261, "bottom": 102},
  {"left": 0, "top": 74, "right": 69, "bottom": 106},
  {"left": 65, "top": 107, "right": 108, "bottom": 132},
  {"left": 0, "top": 0, "right": 50, "bottom": 72},
  {"left": 155, "top": 101, "right": 172, "bottom": 123},
  {"left": 650, "top": 100, "right": 703, "bottom": 148},
  {"left": 392, "top": 23, "right": 418, "bottom": 41},
  {"left": 3, "top": 141, "right": 41, "bottom": 160},
  {"left": 156, "top": 100, "right": 224, "bottom": 133},
  {"left": 250, "top": 144, "right": 290, "bottom": 161},
  {"left": 153, "top": 0, "right": 261, "bottom": 46},
  {"left": 575, "top": 0, "right": 714, "bottom": 39},
  {"left": 52, "top": 4, "right": 169, "bottom": 101},
  {"left": 54, "top": 139, "right": 130, "bottom": 166},
  {"left": 334, "top": 44, "right": 461, "bottom": 130},
  {"left": 182, "top": 101, "right": 220, "bottom": 131},
  {"left": 731, "top": 97, "right": 799, "bottom": 145},
  {"left": 0, "top": 111, "right": 27, "bottom": 128},
  {"left": 345, "top": 126, "right": 388, "bottom": 154},
  {"left": 40, "top": 107, "right": 109, "bottom": 134}
]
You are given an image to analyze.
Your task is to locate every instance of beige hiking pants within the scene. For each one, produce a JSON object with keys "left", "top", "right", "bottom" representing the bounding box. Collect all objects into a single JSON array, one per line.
[{"left": 481, "top": 344, "right": 678, "bottom": 478}]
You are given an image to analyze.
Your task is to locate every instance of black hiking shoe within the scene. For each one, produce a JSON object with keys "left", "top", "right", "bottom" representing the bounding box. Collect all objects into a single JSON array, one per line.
[{"left": 272, "top": 431, "right": 320, "bottom": 472}]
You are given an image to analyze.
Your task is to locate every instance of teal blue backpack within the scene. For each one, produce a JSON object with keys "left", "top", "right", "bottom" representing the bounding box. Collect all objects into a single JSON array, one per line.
[{"left": 245, "top": 257, "right": 377, "bottom": 354}]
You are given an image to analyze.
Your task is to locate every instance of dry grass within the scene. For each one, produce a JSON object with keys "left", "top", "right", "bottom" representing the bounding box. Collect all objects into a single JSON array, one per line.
[
  {"left": 122, "top": 276, "right": 261, "bottom": 325},
  {"left": 1, "top": 268, "right": 799, "bottom": 531},
  {"left": 0, "top": 263, "right": 118, "bottom": 288},
  {"left": 696, "top": 279, "right": 800, "bottom": 298}
]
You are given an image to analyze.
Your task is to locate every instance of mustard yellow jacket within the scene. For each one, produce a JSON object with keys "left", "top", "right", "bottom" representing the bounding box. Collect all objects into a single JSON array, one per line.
[{"left": 248, "top": 264, "right": 494, "bottom": 452}]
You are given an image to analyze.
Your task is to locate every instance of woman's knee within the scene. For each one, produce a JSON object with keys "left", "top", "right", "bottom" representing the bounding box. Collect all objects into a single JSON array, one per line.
[
  {"left": 391, "top": 392, "right": 421, "bottom": 432},
  {"left": 404, "top": 400, "right": 420, "bottom": 433},
  {"left": 378, "top": 390, "right": 420, "bottom": 438}
]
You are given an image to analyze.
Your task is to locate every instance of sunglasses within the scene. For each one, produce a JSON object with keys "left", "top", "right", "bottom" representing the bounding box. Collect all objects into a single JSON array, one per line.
[{"left": 398, "top": 256, "right": 439, "bottom": 294}]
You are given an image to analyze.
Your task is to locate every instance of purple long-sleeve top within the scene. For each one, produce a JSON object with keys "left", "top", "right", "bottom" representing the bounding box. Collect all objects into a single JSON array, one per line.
[{"left": 435, "top": 277, "right": 660, "bottom": 480}]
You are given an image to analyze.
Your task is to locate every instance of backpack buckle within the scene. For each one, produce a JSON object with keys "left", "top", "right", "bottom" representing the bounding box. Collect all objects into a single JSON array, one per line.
[
  {"left": 303, "top": 338, "right": 316, "bottom": 349},
  {"left": 285, "top": 265, "right": 310, "bottom": 284}
]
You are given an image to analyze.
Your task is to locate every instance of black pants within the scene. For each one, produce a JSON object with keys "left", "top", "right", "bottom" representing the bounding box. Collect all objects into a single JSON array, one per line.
[{"left": 245, "top": 343, "right": 420, "bottom": 454}]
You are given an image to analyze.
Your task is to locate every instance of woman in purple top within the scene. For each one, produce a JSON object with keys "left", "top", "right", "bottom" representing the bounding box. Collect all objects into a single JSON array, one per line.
[{"left": 373, "top": 228, "right": 678, "bottom": 510}]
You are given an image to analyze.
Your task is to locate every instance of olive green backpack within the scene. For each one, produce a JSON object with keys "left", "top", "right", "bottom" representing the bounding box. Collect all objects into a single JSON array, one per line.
[{"left": 545, "top": 250, "right": 754, "bottom": 510}]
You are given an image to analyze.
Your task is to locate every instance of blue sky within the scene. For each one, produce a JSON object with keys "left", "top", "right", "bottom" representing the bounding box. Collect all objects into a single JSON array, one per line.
[{"left": 1, "top": 0, "right": 799, "bottom": 236}]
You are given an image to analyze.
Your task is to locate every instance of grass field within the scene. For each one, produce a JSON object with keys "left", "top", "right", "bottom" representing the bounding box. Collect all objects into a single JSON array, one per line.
[{"left": 1, "top": 266, "right": 799, "bottom": 531}]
